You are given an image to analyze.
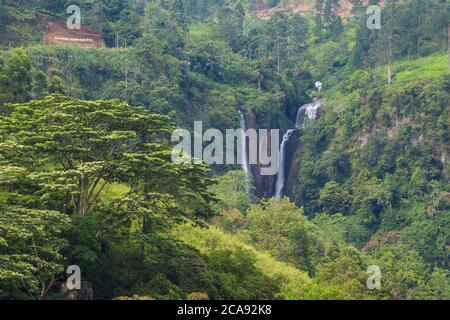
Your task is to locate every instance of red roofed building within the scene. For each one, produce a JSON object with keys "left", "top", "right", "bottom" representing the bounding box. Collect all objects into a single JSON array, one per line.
[{"left": 43, "top": 18, "right": 105, "bottom": 48}]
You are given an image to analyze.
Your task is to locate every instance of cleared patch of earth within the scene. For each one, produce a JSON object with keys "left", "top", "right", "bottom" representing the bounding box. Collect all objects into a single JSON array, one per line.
[{"left": 254, "top": 0, "right": 386, "bottom": 20}]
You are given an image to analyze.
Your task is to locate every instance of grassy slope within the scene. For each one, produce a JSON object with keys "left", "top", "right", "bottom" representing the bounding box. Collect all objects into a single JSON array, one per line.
[
  {"left": 98, "top": 183, "right": 312, "bottom": 299},
  {"left": 324, "top": 53, "right": 450, "bottom": 106},
  {"left": 173, "top": 223, "right": 311, "bottom": 300},
  {"left": 389, "top": 54, "right": 449, "bottom": 84}
]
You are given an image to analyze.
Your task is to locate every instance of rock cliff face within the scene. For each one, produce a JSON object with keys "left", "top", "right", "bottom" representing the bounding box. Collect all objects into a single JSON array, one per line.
[
  {"left": 243, "top": 110, "right": 278, "bottom": 199},
  {"left": 285, "top": 129, "right": 304, "bottom": 202}
]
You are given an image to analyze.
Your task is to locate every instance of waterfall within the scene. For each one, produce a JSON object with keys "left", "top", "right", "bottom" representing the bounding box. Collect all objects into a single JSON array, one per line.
[
  {"left": 274, "top": 129, "right": 295, "bottom": 199},
  {"left": 295, "top": 99, "right": 322, "bottom": 128},
  {"left": 239, "top": 111, "right": 250, "bottom": 175},
  {"left": 275, "top": 99, "right": 323, "bottom": 199}
]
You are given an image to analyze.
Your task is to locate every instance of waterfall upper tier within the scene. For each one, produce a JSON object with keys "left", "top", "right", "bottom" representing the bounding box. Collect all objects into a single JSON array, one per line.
[{"left": 295, "top": 99, "right": 324, "bottom": 128}]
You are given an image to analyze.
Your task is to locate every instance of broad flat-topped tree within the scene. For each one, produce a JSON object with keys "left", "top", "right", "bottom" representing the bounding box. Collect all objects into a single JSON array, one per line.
[
  {"left": 0, "top": 94, "right": 216, "bottom": 299},
  {"left": 0, "top": 95, "right": 172, "bottom": 215},
  {"left": 0, "top": 94, "right": 215, "bottom": 228}
]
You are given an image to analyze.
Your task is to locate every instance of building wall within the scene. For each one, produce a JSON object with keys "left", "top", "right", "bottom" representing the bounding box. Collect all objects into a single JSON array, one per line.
[{"left": 43, "top": 19, "right": 105, "bottom": 48}]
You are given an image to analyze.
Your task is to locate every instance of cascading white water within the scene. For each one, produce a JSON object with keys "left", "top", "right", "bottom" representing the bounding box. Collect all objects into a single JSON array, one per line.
[
  {"left": 275, "top": 100, "right": 323, "bottom": 199},
  {"left": 295, "top": 99, "right": 322, "bottom": 128},
  {"left": 239, "top": 111, "right": 250, "bottom": 175},
  {"left": 274, "top": 129, "right": 295, "bottom": 199}
]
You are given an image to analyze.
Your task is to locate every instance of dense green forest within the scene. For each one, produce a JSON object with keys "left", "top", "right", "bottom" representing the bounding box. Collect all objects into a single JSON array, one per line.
[{"left": 0, "top": 0, "right": 449, "bottom": 300}]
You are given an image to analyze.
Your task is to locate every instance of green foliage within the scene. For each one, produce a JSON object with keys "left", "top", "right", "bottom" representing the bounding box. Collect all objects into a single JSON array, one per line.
[
  {"left": 296, "top": 75, "right": 449, "bottom": 254},
  {"left": 0, "top": 0, "right": 448, "bottom": 301},
  {"left": 0, "top": 95, "right": 170, "bottom": 215},
  {"left": 246, "top": 198, "right": 319, "bottom": 274},
  {"left": 0, "top": 205, "right": 70, "bottom": 299},
  {"left": 32, "top": 70, "right": 48, "bottom": 99},
  {"left": 48, "top": 76, "right": 65, "bottom": 95},
  {"left": 0, "top": 48, "right": 32, "bottom": 103},
  {"left": 414, "top": 268, "right": 450, "bottom": 300},
  {"left": 319, "top": 181, "right": 351, "bottom": 215},
  {"left": 209, "top": 170, "right": 251, "bottom": 213},
  {"left": 353, "top": 0, "right": 450, "bottom": 69},
  {"left": 369, "top": 244, "right": 430, "bottom": 300},
  {"left": 314, "top": 0, "right": 344, "bottom": 40},
  {"left": 0, "top": 95, "right": 216, "bottom": 299},
  {"left": 207, "top": 248, "right": 280, "bottom": 300},
  {"left": 305, "top": 247, "right": 379, "bottom": 300},
  {"left": 173, "top": 222, "right": 311, "bottom": 300}
]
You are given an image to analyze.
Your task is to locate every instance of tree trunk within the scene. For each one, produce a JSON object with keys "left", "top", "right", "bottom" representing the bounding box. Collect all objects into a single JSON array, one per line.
[
  {"left": 448, "top": 23, "right": 450, "bottom": 70},
  {"left": 417, "top": 15, "right": 421, "bottom": 57},
  {"left": 387, "top": 62, "right": 392, "bottom": 85},
  {"left": 388, "top": 33, "right": 393, "bottom": 85},
  {"left": 277, "top": 40, "right": 281, "bottom": 75}
]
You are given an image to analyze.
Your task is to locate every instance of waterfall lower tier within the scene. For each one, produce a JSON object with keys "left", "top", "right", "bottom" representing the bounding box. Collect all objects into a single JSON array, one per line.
[{"left": 274, "top": 129, "right": 295, "bottom": 198}]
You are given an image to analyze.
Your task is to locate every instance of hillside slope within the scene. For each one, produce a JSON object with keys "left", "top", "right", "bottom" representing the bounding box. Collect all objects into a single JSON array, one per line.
[{"left": 0, "top": 0, "right": 448, "bottom": 301}]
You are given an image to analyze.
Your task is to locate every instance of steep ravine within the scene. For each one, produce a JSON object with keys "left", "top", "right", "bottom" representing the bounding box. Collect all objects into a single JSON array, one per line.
[{"left": 242, "top": 100, "right": 324, "bottom": 200}]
